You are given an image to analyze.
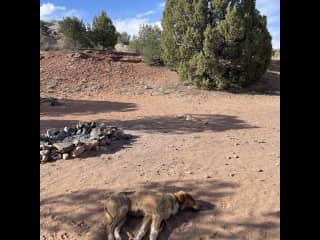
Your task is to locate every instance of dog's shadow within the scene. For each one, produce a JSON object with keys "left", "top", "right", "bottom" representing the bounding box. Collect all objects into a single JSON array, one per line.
[{"left": 121, "top": 200, "right": 215, "bottom": 240}]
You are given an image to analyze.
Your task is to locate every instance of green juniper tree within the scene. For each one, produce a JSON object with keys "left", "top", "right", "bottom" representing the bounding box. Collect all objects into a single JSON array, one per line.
[
  {"left": 91, "top": 11, "right": 117, "bottom": 49},
  {"left": 59, "top": 17, "right": 88, "bottom": 49},
  {"left": 129, "top": 25, "right": 163, "bottom": 66},
  {"left": 40, "top": 20, "right": 50, "bottom": 48},
  {"left": 161, "top": 0, "right": 272, "bottom": 89}
]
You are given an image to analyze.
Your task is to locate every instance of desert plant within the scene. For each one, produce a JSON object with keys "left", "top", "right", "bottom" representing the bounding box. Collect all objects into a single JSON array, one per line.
[
  {"left": 161, "top": 0, "right": 272, "bottom": 89},
  {"left": 129, "top": 25, "right": 163, "bottom": 65},
  {"left": 59, "top": 17, "right": 88, "bottom": 49},
  {"left": 91, "top": 11, "right": 117, "bottom": 49}
]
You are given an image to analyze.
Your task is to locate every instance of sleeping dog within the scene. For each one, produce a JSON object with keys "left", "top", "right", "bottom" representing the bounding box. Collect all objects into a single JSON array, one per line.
[{"left": 104, "top": 190, "right": 200, "bottom": 240}]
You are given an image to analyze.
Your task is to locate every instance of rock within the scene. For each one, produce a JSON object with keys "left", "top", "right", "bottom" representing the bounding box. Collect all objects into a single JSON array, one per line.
[
  {"left": 227, "top": 156, "right": 232, "bottom": 159},
  {"left": 40, "top": 150, "right": 50, "bottom": 156},
  {"left": 185, "top": 115, "right": 193, "bottom": 121},
  {"left": 53, "top": 142, "right": 75, "bottom": 153},
  {"left": 62, "top": 153, "right": 69, "bottom": 160},
  {"left": 144, "top": 85, "right": 152, "bottom": 89},
  {"left": 72, "top": 145, "right": 86, "bottom": 157},
  {"left": 40, "top": 122, "right": 127, "bottom": 163},
  {"left": 41, "top": 154, "right": 49, "bottom": 163},
  {"left": 40, "top": 150, "right": 50, "bottom": 163},
  {"left": 50, "top": 150, "right": 62, "bottom": 161},
  {"left": 176, "top": 114, "right": 185, "bottom": 119},
  {"left": 258, "top": 169, "right": 264, "bottom": 172},
  {"left": 205, "top": 175, "right": 212, "bottom": 179},
  {"left": 83, "top": 139, "right": 99, "bottom": 151},
  {"left": 230, "top": 173, "right": 235, "bottom": 177}
]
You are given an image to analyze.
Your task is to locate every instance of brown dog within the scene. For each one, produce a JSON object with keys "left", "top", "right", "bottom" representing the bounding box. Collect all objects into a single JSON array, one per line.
[{"left": 104, "top": 190, "right": 200, "bottom": 240}]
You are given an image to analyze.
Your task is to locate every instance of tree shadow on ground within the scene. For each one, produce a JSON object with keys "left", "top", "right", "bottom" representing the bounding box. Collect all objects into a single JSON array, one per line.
[
  {"left": 40, "top": 179, "right": 279, "bottom": 240},
  {"left": 227, "top": 60, "right": 280, "bottom": 96},
  {"left": 40, "top": 114, "right": 258, "bottom": 135},
  {"left": 40, "top": 99, "right": 137, "bottom": 117}
]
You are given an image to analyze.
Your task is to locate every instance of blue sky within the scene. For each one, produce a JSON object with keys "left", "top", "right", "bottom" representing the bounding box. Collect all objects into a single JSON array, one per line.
[{"left": 40, "top": 0, "right": 280, "bottom": 48}]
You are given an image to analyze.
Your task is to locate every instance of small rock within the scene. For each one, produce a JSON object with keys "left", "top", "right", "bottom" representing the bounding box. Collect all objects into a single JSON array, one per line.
[
  {"left": 235, "top": 155, "right": 239, "bottom": 159},
  {"left": 235, "top": 143, "right": 240, "bottom": 146},
  {"left": 230, "top": 173, "right": 235, "bottom": 177},
  {"left": 40, "top": 150, "right": 50, "bottom": 156},
  {"left": 227, "top": 156, "right": 232, "bottom": 159},
  {"left": 185, "top": 115, "right": 193, "bottom": 121},
  {"left": 205, "top": 175, "right": 212, "bottom": 179},
  {"left": 185, "top": 171, "right": 193, "bottom": 174},
  {"left": 144, "top": 85, "right": 152, "bottom": 89},
  {"left": 72, "top": 145, "right": 86, "bottom": 157},
  {"left": 41, "top": 154, "right": 49, "bottom": 163},
  {"left": 53, "top": 142, "right": 75, "bottom": 153},
  {"left": 62, "top": 153, "right": 69, "bottom": 160},
  {"left": 258, "top": 169, "right": 264, "bottom": 172}
]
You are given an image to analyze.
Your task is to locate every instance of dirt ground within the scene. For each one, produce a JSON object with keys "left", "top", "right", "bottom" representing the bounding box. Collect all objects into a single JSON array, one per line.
[{"left": 40, "top": 51, "right": 280, "bottom": 240}]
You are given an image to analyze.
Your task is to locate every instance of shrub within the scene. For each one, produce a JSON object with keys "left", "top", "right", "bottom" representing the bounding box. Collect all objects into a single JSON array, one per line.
[
  {"left": 161, "top": 0, "right": 272, "bottom": 89},
  {"left": 129, "top": 25, "right": 163, "bottom": 66},
  {"left": 91, "top": 11, "right": 117, "bottom": 49},
  {"left": 59, "top": 17, "right": 88, "bottom": 49}
]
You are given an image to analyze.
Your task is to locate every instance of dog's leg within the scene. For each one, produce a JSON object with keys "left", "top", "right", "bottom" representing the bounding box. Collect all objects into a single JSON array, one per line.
[
  {"left": 134, "top": 215, "right": 152, "bottom": 240},
  {"left": 107, "top": 225, "right": 115, "bottom": 240},
  {"left": 149, "top": 215, "right": 162, "bottom": 240},
  {"left": 114, "top": 216, "right": 126, "bottom": 240}
]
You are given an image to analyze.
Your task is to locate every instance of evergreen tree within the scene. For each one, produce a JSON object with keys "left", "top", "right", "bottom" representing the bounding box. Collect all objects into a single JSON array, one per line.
[
  {"left": 91, "top": 11, "right": 117, "bottom": 49},
  {"left": 59, "top": 17, "right": 87, "bottom": 49},
  {"left": 161, "top": 0, "right": 272, "bottom": 89},
  {"left": 40, "top": 20, "right": 50, "bottom": 48},
  {"left": 129, "top": 25, "right": 163, "bottom": 65}
]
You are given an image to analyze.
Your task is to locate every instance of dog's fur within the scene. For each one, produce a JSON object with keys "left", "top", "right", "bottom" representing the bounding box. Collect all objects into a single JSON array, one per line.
[{"left": 104, "top": 190, "right": 200, "bottom": 240}]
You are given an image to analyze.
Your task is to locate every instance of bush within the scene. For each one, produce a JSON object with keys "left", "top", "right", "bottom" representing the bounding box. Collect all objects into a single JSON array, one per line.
[
  {"left": 91, "top": 11, "right": 117, "bottom": 49},
  {"left": 161, "top": 0, "right": 272, "bottom": 89},
  {"left": 59, "top": 17, "right": 88, "bottom": 49},
  {"left": 129, "top": 25, "right": 163, "bottom": 66},
  {"left": 128, "top": 36, "right": 142, "bottom": 54}
]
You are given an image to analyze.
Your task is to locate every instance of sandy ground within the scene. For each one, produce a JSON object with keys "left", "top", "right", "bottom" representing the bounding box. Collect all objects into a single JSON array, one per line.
[{"left": 40, "top": 52, "right": 280, "bottom": 240}]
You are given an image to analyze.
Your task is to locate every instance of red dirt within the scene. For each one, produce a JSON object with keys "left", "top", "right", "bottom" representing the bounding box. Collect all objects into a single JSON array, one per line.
[{"left": 40, "top": 51, "right": 280, "bottom": 240}]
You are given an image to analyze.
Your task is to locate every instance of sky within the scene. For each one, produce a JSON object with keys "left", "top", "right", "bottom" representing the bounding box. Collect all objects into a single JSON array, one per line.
[{"left": 40, "top": 0, "right": 280, "bottom": 49}]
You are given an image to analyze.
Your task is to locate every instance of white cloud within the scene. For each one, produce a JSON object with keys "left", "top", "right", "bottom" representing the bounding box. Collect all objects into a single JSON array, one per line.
[
  {"left": 159, "top": 2, "right": 165, "bottom": 8},
  {"left": 114, "top": 17, "right": 161, "bottom": 37},
  {"left": 136, "top": 10, "right": 155, "bottom": 18},
  {"left": 40, "top": 2, "right": 83, "bottom": 21}
]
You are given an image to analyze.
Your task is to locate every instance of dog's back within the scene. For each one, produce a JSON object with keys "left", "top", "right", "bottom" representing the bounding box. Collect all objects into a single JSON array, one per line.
[{"left": 128, "top": 191, "right": 178, "bottom": 219}]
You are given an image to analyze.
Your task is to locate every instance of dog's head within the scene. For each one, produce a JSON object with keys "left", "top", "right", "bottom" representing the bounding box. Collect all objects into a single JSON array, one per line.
[{"left": 174, "top": 191, "right": 200, "bottom": 211}]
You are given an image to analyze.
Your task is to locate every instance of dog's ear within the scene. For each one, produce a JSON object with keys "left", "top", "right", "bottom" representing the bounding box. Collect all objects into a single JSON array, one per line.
[{"left": 174, "top": 191, "right": 187, "bottom": 203}]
